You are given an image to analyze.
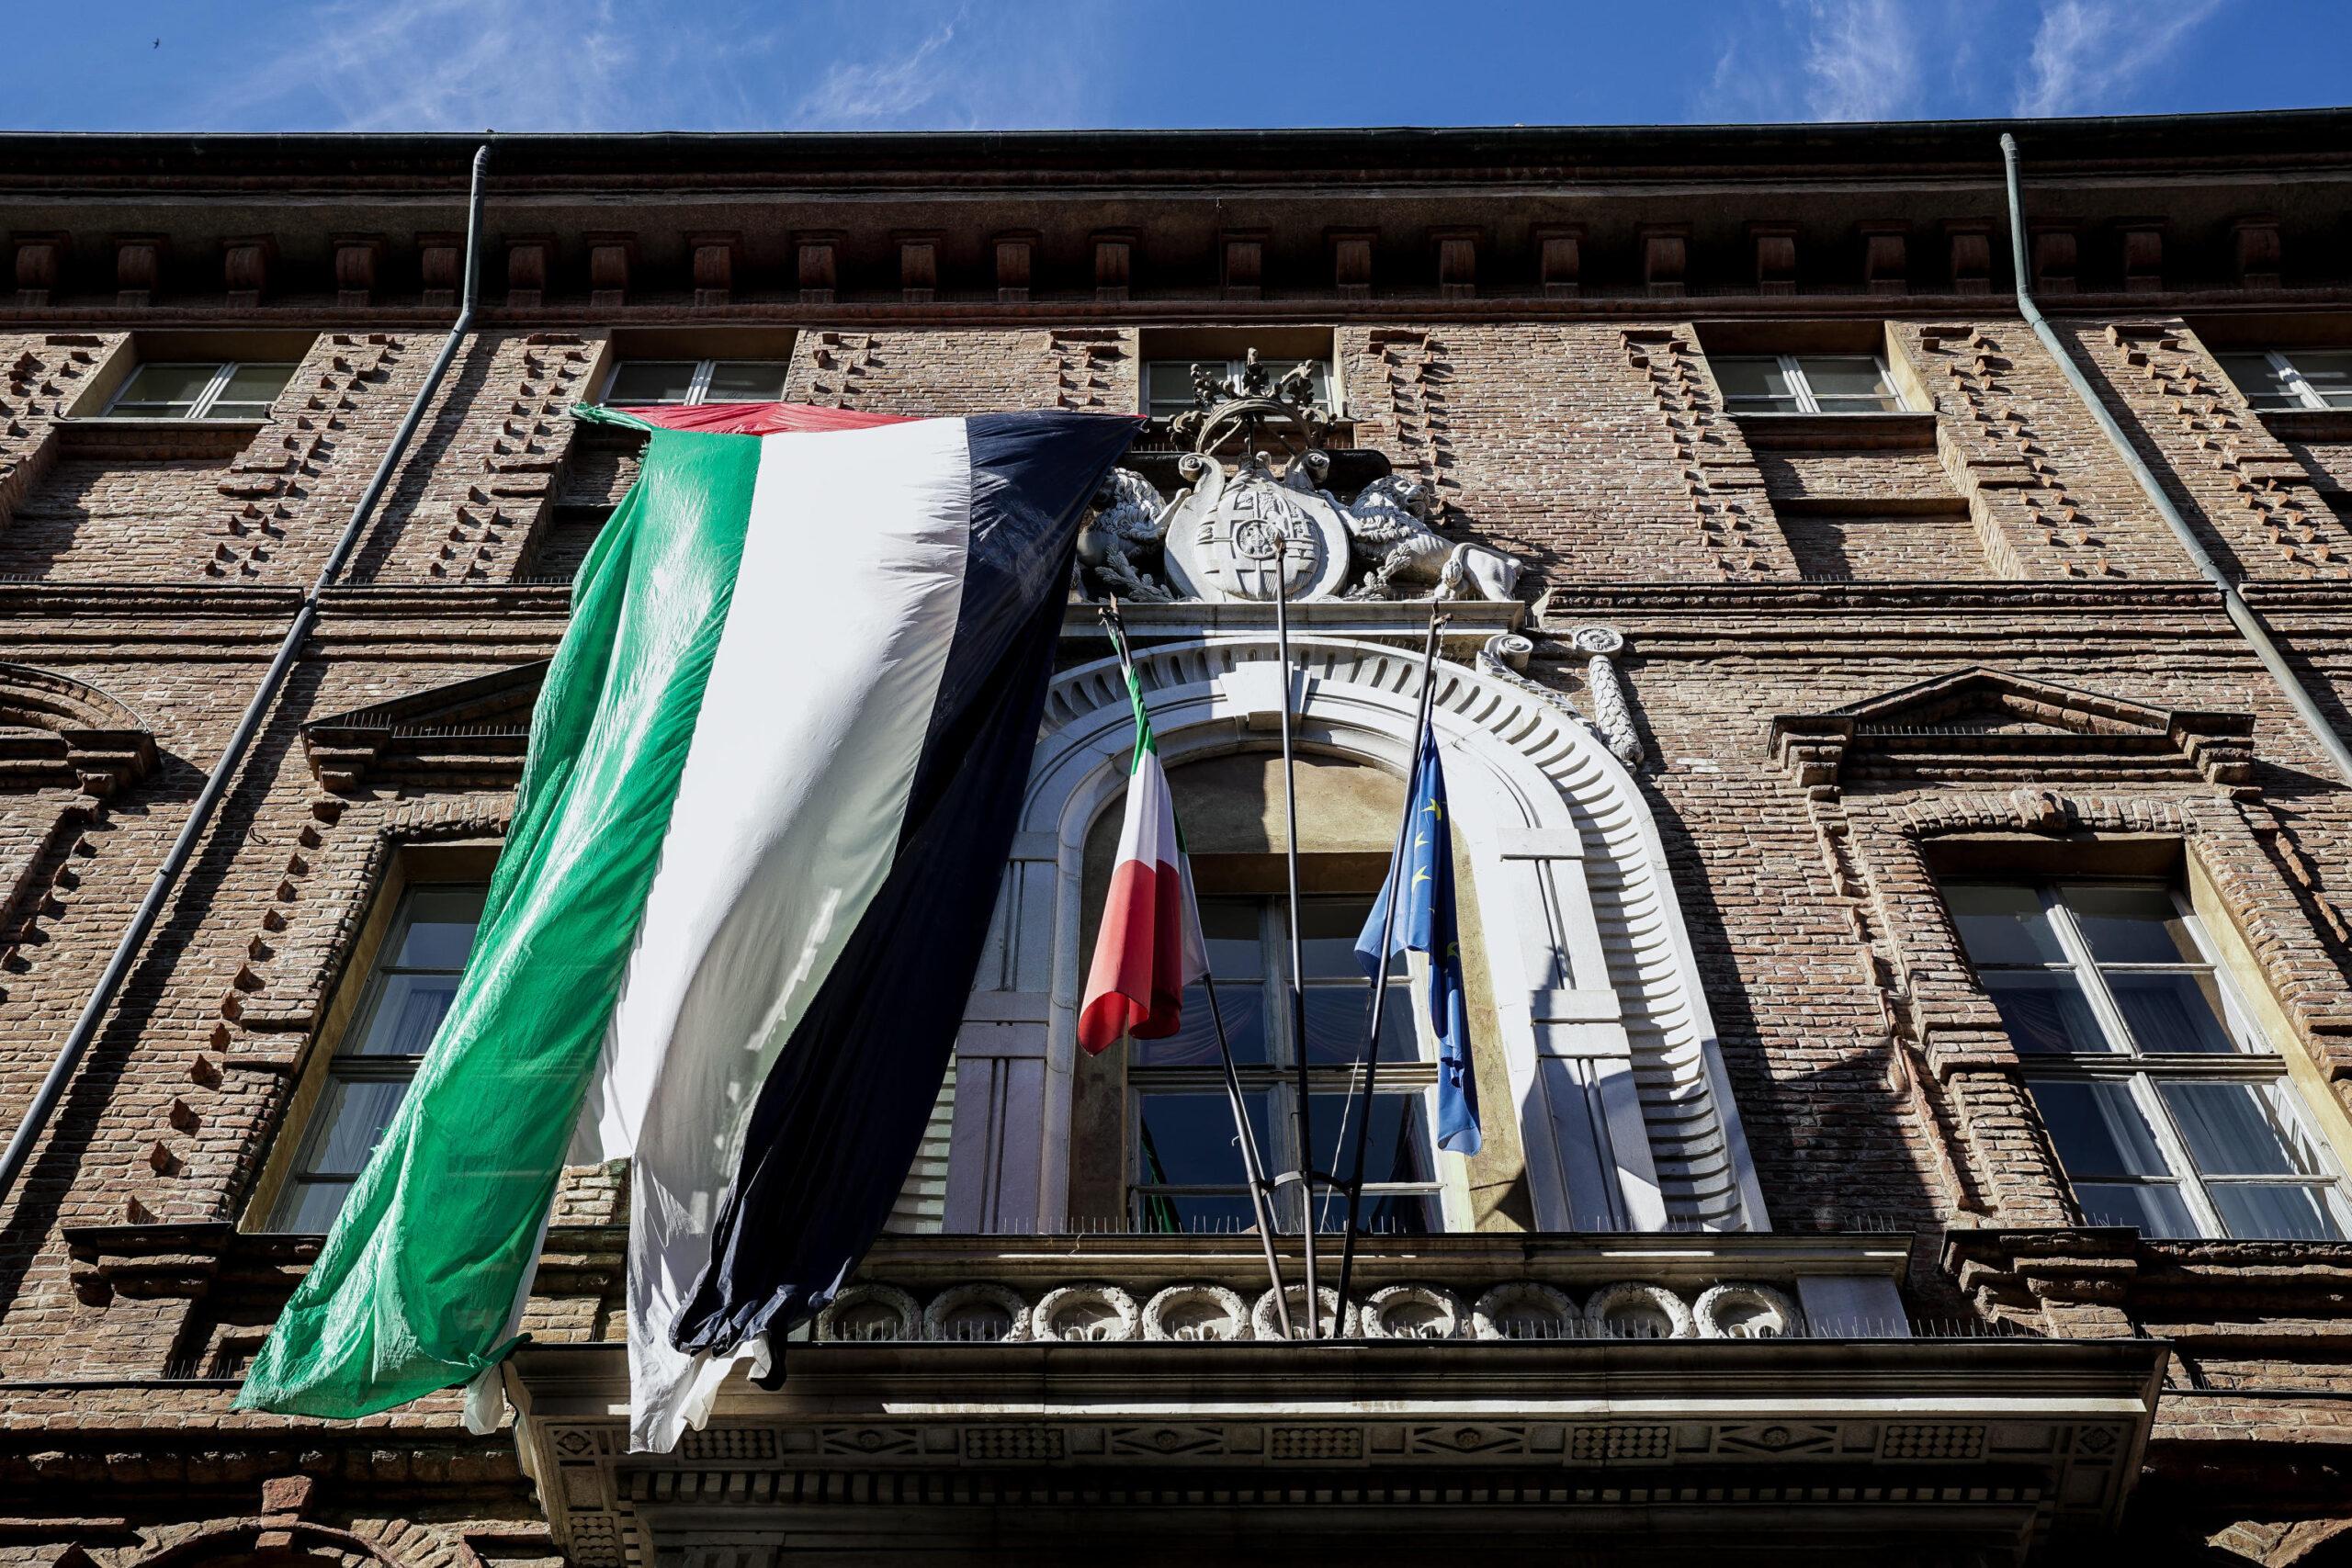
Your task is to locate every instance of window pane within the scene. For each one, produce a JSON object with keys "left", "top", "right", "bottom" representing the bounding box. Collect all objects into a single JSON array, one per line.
[
  {"left": 605, "top": 360, "right": 698, "bottom": 405},
  {"left": 1133, "top": 980, "right": 1265, "bottom": 1066},
  {"left": 2109, "top": 971, "right": 2239, "bottom": 1053},
  {"left": 2071, "top": 1179, "right": 2198, "bottom": 1237},
  {"left": 1798, "top": 355, "right": 1901, "bottom": 411},
  {"left": 1947, "top": 884, "right": 2065, "bottom": 965},
  {"left": 1301, "top": 981, "right": 1417, "bottom": 1065},
  {"left": 1145, "top": 361, "right": 1202, "bottom": 414},
  {"left": 1984, "top": 971, "right": 2110, "bottom": 1053},
  {"left": 1350, "top": 1186, "right": 1443, "bottom": 1235},
  {"left": 2211, "top": 1182, "right": 2344, "bottom": 1240},
  {"left": 1712, "top": 356, "right": 1799, "bottom": 412},
  {"left": 1196, "top": 898, "right": 1263, "bottom": 978},
  {"left": 1134, "top": 1189, "right": 1265, "bottom": 1233},
  {"left": 2288, "top": 350, "right": 2352, "bottom": 409},
  {"left": 1311, "top": 1089, "right": 1437, "bottom": 1189},
  {"left": 2219, "top": 353, "right": 2301, "bottom": 410},
  {"left": 111, "top": 362, "right": 220, "bottom": 415},
  {"left": 2159, "top": 1081, "right": 2322, "bottom": 1176},
  {"left": 1310, "top": 1090, "right": 1438, "bottom": 1233},
  {"left": 2030, "top": 1079, "right": 2171, "bottom": 1178},
  {"left": 390, "top": 885, "right": 487, "bottom": 969},
  {"left": 1136, "top": 1089, "right": 1273, "bottom": 1189},
  {"left": 1294, "top": 897, "right": 1375, "bottom": 978},
  {"left": 2066, "top": 886, "right": 2200, "bottom": 964},
  {"left": 219, "top": 361, "right": 296, "bottom": 406},
  {"left": 300, "top": 1077, "right": 410, "bottom": 1178},
  {"left": 269, "top": 1178, "right": 353, "bottom": 1235},
  {"left": 345, "top": 972, "right": 461, "bottom": 1056},
  {"left": 701, "top": 361, "right": 789, "bottom": 401}
]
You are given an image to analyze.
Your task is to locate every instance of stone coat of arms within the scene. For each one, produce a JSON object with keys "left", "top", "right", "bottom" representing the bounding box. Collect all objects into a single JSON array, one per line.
[
  {"left": 1076, "top": 351, "right": 1522, "bottom": 605},
  {"left": 1162, "top": 451, "right": 1351, "bottom": 603}
]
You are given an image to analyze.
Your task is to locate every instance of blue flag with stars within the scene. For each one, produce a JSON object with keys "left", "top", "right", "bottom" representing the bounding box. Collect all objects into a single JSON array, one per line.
[{"left": 1355, "top": 723, "right": 1481, "bottom": 1156}]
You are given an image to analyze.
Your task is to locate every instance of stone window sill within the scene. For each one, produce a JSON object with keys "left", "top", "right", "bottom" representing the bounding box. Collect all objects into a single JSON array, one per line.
[{"left": 1732, "top": 411, "right": 1938, "bottom": 450}]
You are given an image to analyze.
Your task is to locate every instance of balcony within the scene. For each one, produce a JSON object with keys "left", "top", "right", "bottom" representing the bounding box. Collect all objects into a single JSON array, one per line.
[{"left": 505, "top": 1230, "right": 2165, "bottom": 1567}]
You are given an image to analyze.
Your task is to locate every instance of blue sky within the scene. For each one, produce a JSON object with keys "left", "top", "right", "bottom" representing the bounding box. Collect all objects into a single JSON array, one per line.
[{"left": 11, "top": 0, "right": 2346, "bottom": 132}]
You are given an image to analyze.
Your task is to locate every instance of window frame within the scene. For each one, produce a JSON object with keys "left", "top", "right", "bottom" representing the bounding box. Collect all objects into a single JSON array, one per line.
[
  {"left": 1949, "top": 875, "right": 2352, "bottom": 1239},
  {"left": 251, "top": 869, "right": 491, "bottom": 1235},
  {"left": 1712, "top": 352, "right": 1907, "bottom": 415},
  {"left": 599, "top": 356, "right": 790, "bottom": 408},
  {"left": 1125, "top": 892, "right": 1442, "bottom": 1234},
  {"left": 104, "top": 358, "right": 296, "bottom": 421},
  {"left": 2221, "top": 348, "right": 2352, "bottom": 412}
]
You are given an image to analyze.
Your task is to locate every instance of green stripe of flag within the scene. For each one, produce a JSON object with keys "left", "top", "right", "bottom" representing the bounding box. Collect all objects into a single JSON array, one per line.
[{"left": 237, "top": 422, "right": 763, "bottom": 1417}]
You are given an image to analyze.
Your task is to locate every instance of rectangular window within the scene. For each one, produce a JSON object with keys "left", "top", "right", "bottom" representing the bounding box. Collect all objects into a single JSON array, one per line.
[
  {"left": 1144, "top": 357, "right": 1332, "bottom": 421},
  {"left": 107, "top": 360, "right": 297, "bottom": 420},
  {"left": 2217, "top": 349, "right": 2352, "bottom": 412},
  {"left": 603, "top": 358, "right": 790, "bottom": 407},
  {"left": 265, "top": 883, "right": 487, "bottom": 1233},
  {"left": 1946, "top": 877, "right": 2351, "bottom": 1240},
  {"left": 1713, "top": 354, "right": 1905, "bottom": 414},
  {"left": 1129, "top": 894, "right": 1436, "bottom": 1234}
]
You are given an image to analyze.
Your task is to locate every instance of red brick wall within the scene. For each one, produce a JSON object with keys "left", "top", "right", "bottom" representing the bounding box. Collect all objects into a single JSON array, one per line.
[{"left": 0, "top": 306, "right": 2347, "bottom": 1559}]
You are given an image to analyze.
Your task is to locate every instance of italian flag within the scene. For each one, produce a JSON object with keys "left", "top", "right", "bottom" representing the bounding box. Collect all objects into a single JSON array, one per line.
[
  {"left": 1077, "top": 659, "right": 1209, "bottom": 1053},
  {"left": 236, "top": 400, "right": 1136, "bottom": 1452}
]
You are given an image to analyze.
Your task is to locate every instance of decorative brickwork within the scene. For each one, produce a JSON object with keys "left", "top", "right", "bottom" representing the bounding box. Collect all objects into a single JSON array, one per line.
[
  {"left": 1049, "top": 328, "right": 1133, "bottom": 412},
  {"left": 2089, "top": 318, "right": 2352, "bottom": 581},
  {"left": 199, "top": 335, "right": 407, "bottom": 580},
  {"left": 1620, "top": 328, "right": 1779, "bottom": 580},
  {"left": 0, "top": 118, "right": 2348, "bottom": 1561},
  {"left": 1901, "top": 323, "right": 2139, "bottom": 579}
]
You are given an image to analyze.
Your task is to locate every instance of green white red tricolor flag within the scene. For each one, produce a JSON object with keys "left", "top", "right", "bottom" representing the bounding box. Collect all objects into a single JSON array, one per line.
[{"left": 1076, "top": 654, "right": 1208, "bottom": 1052}]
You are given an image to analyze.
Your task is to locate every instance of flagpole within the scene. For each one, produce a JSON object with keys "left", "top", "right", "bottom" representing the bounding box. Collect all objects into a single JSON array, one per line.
[
  {"left": 1269, "top": 525, "right": 1320, "bottom": 1338},
  {"left": 1334, "top": 599, "right": 1449, "bottom": 1312},
  {"left": 1098, "top": 601, "right": 1293, "bottom": 1340}
]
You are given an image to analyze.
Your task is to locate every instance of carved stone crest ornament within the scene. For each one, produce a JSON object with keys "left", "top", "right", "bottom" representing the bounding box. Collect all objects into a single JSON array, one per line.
[
  {"left": 1163, "top": 451, "right": 1351, "bottom": 602},
  {"left": 1076, "top": 348, "right": 1524, "bottom": 604}
]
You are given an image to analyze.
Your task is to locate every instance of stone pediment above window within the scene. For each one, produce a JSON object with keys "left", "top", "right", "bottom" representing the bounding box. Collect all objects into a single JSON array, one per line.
[
  {"left": 0, "top": 662, "right": 157, "bottom": 797},
  {"left": 303, "top": 661, "right": 547, "bottom": 790},
  {"left": 1768, "top": 667, "right": 2255, "bottom": 791}
]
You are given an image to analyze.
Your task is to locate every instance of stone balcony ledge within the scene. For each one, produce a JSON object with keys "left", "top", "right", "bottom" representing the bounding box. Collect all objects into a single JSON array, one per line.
[{"left": 792, "top": 1230, "right": 1915, "bottom": 1344}]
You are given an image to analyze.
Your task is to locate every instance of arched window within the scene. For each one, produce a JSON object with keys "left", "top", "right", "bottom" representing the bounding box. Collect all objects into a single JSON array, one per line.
[{"left": 899, "top": 632, "right": 1769, "bottom": 1238}]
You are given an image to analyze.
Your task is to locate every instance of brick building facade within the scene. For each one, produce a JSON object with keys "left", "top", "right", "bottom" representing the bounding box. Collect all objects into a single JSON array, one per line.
[{"left": 5, "top": 114, "right": 2352, "bottom": 1564}]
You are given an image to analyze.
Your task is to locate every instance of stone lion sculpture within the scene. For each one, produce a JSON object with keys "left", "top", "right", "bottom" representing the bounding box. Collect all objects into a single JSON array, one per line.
[
  {"left": 1283, "top": 454, "right": 1523, "bottom": 602},
  {"left": 1075, "top": 468, "right": 1181, "bottom": 602}
]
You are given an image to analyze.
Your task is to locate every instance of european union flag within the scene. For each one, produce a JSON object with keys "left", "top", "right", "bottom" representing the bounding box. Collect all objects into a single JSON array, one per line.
[{"left": 1355, "top": 724, "right": 1481, "bottom": 1156}]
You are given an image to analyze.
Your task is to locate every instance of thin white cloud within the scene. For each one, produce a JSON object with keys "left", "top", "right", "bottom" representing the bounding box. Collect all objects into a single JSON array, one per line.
[
  {"left": 793, "top": 22, "right": 960, "bottom": 126},
  {"left": 2016, "top": 0, "right": 2222, "bottom": 118},
  {"left": 206, "top": 0, "right": 645, "bottom": 131},
  {"left": 1799, "top": 0, "right": 1922, "bottom": 121},
  {"left": 1696, "top": 0, "right": 1925, "bottom": 124}
]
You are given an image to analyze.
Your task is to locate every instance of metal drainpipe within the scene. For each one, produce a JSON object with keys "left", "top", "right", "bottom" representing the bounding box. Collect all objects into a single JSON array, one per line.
[
  {"left": 0, "top": 142, "right": 495, "bottom": 1219},
  {"left": 1999, "top": 131, "right": 2352, "bottom": 783}
]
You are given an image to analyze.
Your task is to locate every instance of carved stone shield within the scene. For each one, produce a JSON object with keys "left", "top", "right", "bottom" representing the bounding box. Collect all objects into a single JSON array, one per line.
[{"left": 1162, "top": 460, "right": 1351, "bottom": 603}]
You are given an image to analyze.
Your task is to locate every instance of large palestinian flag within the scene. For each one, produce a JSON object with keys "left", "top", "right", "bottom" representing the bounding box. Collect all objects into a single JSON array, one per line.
[{"left": 236, "top": 400, "right": 1136, "bottom": 1452}]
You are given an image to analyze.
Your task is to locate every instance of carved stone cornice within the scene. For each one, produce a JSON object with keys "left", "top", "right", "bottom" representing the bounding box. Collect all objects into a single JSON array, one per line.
[{"left": 506, "top": 1331, "right": 2165, "bottom": 1565}]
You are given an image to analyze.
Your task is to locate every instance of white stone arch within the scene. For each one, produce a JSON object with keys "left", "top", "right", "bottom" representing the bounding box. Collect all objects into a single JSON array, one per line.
[{"left": 922, "top": 632, "right": 1769, "bottom": 1236}]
